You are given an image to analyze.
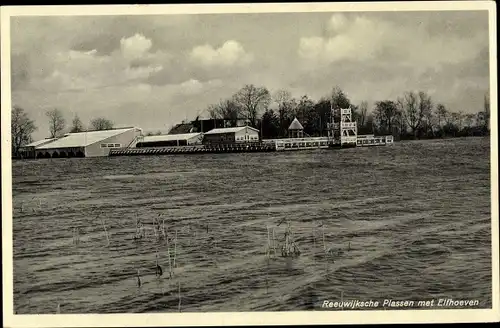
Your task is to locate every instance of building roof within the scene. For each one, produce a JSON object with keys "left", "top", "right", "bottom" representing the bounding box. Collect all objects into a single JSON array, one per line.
[
  {"left": 169, "top": 123, "right": 194, "bottom": 134},
  {"left": 142, "top": 133, "right": 202, "bottom": 143},
  {"left": 24, "top": 138, "right": 57, "bottom": 147},
  {"left": 37, "top": 127, "right": 138, "bottom": 149},
  {"left": 288, "top": 117, "right": 304, "bottom": 130},
  {"left": 204, "top": 126, "right": 259, "bottom": 135}
]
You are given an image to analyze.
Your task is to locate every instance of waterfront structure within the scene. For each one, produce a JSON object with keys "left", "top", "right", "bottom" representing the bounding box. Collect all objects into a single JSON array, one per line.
[
  {"left": 263, "top": 137, "right": 330, "bottom": 151},
  {"left": 18, "top": 138, "right": 56, "bottom": 159},
  {"left": 288, "top": 117, "right": 304, "bottom": 138},
  {"left": 136, "top": 133, "right": 203, "bottom": 148},
  {"left": 32, "top": 127, "right": 143, "bottom": 158},
  {"left": 202, "top": 126, "right": 260, "bottom": 145},
  {"left": 357, "top": 134, "right": 394, "bottom": 146},
  {"left": 327, "top": 106, "right": 358, "bottom": 147}
]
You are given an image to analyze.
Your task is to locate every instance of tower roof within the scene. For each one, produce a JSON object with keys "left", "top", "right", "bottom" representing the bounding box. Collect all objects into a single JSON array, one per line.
[{"left": 288, "top": 117, "right": 304, "bottom": 130}]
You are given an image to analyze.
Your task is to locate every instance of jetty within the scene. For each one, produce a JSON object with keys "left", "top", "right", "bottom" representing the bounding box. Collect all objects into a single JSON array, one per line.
[
  {"left": 109, "top": 143, "right": 276, "bottom": 156},
  {"left": 108, "top": 107, "right": 394, "bottom": 157}
]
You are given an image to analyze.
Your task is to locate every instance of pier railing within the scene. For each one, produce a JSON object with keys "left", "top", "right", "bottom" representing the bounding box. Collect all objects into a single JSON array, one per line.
[{"left": 262, "top": 137, "right": 331, "bottom": 151}]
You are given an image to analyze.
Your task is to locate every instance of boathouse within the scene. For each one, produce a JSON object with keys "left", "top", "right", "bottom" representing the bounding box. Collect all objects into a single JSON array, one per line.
[
  {"left": 203, "top": 126, "right": 260, "bottom": 145},
  {"left": 136, "top": 133, "right": 203, "bottom": 148},
  {"left": 288, "top": 117, "right": 304, "bottom": 138},
  {"left": 33, "top": 127, "right": 143, "bottom": 158},
  {"left": 18, "top": 138, "right": 57, "bottom": 159}
]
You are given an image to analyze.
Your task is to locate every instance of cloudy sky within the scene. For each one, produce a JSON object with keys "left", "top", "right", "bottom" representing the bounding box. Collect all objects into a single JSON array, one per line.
[{"left": 10, "top": 9, "right": 490, "bottom": 140}]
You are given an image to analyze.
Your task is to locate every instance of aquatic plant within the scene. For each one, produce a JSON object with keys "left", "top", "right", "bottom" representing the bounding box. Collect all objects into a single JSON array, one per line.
[
  {"left": 281, "top": 221, "right": 301, "bottom": 258},
  {"left": 100, "top": 218, "right": 110, "bottom": 246}
]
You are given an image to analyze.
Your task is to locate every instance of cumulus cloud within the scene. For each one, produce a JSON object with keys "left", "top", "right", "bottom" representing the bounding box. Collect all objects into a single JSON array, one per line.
[
  {"left": 30, "top": 33, "right": 168, "bottom": 93},
  {"left": 328, "top": 13, "right": 348, "bottom": 32},
  {"left": 189, "top": 40, "right": 253, "bottom": 68},
  {"left": 298, "top": 14, "right": 487, "bottom": 69},
  {"left": 120, "top": 33, "right": 153, "bottom": 60}
]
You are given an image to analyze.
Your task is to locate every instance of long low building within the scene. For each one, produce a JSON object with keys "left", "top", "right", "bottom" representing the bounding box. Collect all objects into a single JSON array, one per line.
[
  {"left": 136, "top": 133, "right": 203, "bottom": 148},
  {"left": 203, "top": 126, "right": 260, "bottom": 144},
  {"left": 29, "top": 127, "right": 143, "bottom": 158},
  {"left": 19, "top": 138, "right": 57, "bottom": 158}
]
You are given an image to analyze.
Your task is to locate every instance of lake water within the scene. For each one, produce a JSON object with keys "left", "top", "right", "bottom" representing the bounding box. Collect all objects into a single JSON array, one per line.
[{"left": 11, "top": 137, "right": 492, "bottom": 313}]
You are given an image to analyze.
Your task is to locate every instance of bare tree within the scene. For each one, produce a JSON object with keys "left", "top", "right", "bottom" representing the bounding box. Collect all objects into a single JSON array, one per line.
[
  {"left": 373, "top": 100, "right": 399, "bottom": 135},
  {"left": 419, "top": 92, "right": 434, "bottom": 137},
  {"left": 463, "top": 113, "right": 475, "bottom": 135},
  {"left": 207, "top": 104, "right": 220, "bottom": 120},
  {"left": 232, "top": 84, "right": 271, "bottom": 127},
  {"left": 455, "top": 111, "right": 464, "bottom": 131},
  {"left": 46, "top": 108, "right": 66, "bottom": 138},
  {"left": 273, "top": 89, "right": 292, "bottom": 135},
  {"left": 330, "top": 86, "right": 351, "bottom": 109},
  {"left": 482, "top": 91, "right": 490, "bottom": 132},
  {"left": 70, "top": 115, "right": 85, "bottom": 133},
  {"left": 398, "top": 91, "right": 429, "bottom": 139},
  {"left": 435, "top": 103, "right": 447, "bottom": 130},
  {"left": 207, "top": 99, "right": 241, "bottom": 127},
  {"left": 273, "top": 89, "right": 297, "bottom": 137},
  {"left": 90, "top": 117, "right": 114, "bottom": 131},
  {"left": 11, "top": 106, "right": 37, "bottom": 157},
  {"left": 358, "top": 101, "right": 368, "bottom": 127}
]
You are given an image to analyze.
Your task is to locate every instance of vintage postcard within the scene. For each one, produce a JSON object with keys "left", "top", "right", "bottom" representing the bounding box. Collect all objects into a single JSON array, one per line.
[{"left": 1, "top": 1, "right": 498, "bottom": 327}]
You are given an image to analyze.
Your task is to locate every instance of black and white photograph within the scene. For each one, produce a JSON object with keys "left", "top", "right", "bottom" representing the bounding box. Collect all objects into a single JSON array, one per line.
[{"left": 1, "top": 1, "right": 498, "bottom": 326}]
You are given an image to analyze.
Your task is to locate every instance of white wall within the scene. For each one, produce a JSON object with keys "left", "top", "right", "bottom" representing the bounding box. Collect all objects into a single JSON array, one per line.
[{"left": 234, "top": 127, "right": 259, "bottom": 143}]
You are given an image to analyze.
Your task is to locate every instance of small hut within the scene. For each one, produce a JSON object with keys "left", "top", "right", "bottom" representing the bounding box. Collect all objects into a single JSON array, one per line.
[{"left": 288, "top": 117, "right": 304, "bottom": 138}]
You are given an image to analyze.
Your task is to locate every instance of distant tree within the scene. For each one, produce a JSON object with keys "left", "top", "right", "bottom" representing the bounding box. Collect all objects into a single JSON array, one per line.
[
  {"left": 329, "top": 86, "right": 358, "bottom": 122},
  {"left": 418, "top": 91, "right": 433, "bottom": 138},
  {"left": 478, "top": 91, "right": 490, "bottom": 134},
  {"left": 365, "top": 113, "right": 376, "bottom": 135},
  {"left": 455, "top": 111, "right": 464, "bottom": 132},
  {"left": 435, "top": 103, "right": 448, "bottom": 133},
  {"left": 273, "top": 89, "right": 296, "bottom": 137},
  {"left": 422, "top": 98, "right": 435, "bottom": 137},
  {"left": 330, "top": 86, "right": 351, "bottom": 109},
  {"left": 146, "top": 131, "right": 162, "bottom": 136},
  {"left": 373, "top": 100, "right": 399, "bottom": 135},
  {"left": 296, "top": 95, "right": 314, "bottom": 130},
  {"left": 397, "top": 91, "right": 427, "bottom": 139},
  {"left": 90, "top": 117, "right": 114, "bottom": 131},
  {"left": 313, "top": 98, "right": 332, "bottom": 136},
  {"left": 232, "top": 84, "right": 271, "bottom": 128},
  {"left": 463, "top": 113, "right": 476, "bottom": 136},
  {"left": 208, "top": 99, "right": 241, "bottom": 127},
  {"left": 70, "top": 115, "right": 85, "bottom": 133},
  {"left": 46, "top": 108, "right": 66, "bottom": 138},
  {"left": 357, "top": 101, "right": 368, "bottom": 127},
  {"left": 11, "top": 106, "right": 37, "bottom": 157},
  {"left": 207, "top": 104, "right": 220, "bottom": 120},
  {"left": 260, "top": 109, "right": 280, "bottom": 139}
]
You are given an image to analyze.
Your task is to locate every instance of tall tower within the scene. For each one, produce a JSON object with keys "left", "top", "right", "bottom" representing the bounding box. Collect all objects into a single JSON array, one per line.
[
  {"left": 340, "top": 107, "right": 357, "bottom": 146},
  {"left": 327, "top": 102, "right": 341, "bottom": 144},
  {"left": 327, "top": 104, "right": 357, "bottom": 147}
]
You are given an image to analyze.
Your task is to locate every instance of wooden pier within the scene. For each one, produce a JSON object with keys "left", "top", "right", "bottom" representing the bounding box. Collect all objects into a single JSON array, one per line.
[
  {"left": 356, "top": 135, "right": 394, "bottom": 147},
  {"left": 262, "top": 137, "right": 331, "bottom": 151},
  {"left": 109, "top": 143, "right": 276, "bottom": 157},
  {"left": 109, "top": 135, "right": 394, "bottom": 157}
]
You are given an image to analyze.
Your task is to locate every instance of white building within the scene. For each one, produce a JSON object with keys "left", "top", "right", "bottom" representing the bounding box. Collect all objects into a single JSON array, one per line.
[
  {"left": 33, "top": 127, "right": 143, "bottom": 158},
  {"left": 202, "top": 126, "right": 260, "bottom": 144},
  {"left": 136, "top": 133, "right": 203, "bottom": 147}
]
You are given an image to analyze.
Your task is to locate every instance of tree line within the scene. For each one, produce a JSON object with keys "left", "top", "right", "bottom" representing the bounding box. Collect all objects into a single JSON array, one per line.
[
  {"left": 11, "top": 107, "right": 114, "bottom": 157},
  {"left": 205, "top": 84, "right": 490, "bottom": 140}
]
